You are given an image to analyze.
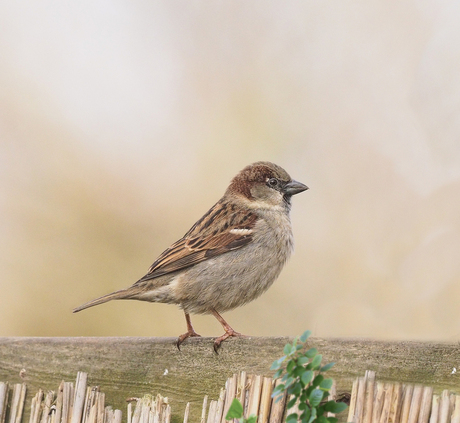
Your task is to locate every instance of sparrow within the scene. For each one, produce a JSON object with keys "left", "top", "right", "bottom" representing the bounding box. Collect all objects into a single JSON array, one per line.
[{"left": 73, "top": 161, "right": 308, "bottom": 351}]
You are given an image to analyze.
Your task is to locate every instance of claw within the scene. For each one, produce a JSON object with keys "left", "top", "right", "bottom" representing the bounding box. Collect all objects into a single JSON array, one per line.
[
  {"left": 176, "top": 329, "right": 201, "bottom": 350},
  {"left": 213, "top": 330, "right": 247, "bottom": 353},
  {"left": 176, "top": 312, "right": 201, "bottom": 350}
]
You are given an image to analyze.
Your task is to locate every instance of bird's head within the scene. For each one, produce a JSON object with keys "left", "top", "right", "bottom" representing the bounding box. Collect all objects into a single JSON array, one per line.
[{"left": 227, "top": 161, "right": 308, "bottom": 209}]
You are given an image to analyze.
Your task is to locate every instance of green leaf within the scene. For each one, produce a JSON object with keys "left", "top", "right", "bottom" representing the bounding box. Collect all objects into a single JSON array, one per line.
[
  {"left": 317, "top": 404, "right": 326, "bottom": 416},
  {"left": 319, "top": 378, "right": 333, "bottom": 391},
  {"left": 287, "top": 359, "right": 295, "bottom": 373},
  {"left": 310, "top": 354, "right": 323, "bottom": 369},
  {"left": 297, "top": 356, "right": 310, "bottom": 366},
  {"left": 273, "top": 369, "right": 283, "bottom": 379},
  {"left": 300, "top": 330, "right": 311, "bottom": 343},
  {"left": 312, "top": 374, "right": 324, "bottom": 388},
  {"left": 302, "top": 408, "right": 311, "bottom": 422},
  {"left": 294, "top": 365, "right": 307, "bottom": 377},
  {"left": 307, "top": 407, "right": 317, "bottom": 423},
  {"left": 320, "top": 362, "right": 335, "bottom": 372},
  {"left": 317, "top": 415, "right": 329, "bottom": 423},
  {"left": 305, "top": 348, "right": 318, "bottom": 358},
  {"left": 270, "top": 356, "right": 286, "bottom": 370},
  {"left": 287, "top": 397, "right": 297, "bottom": 409},
  {"left": 247, "top": 415, "right": 258, "bottom": 423},
  {"left": 327, "top": 418, "right": 338, "bottom": 423},
  {"left": 271, "top": 384, "right": 285, "bottom": 398},
  {"left": 287, "top": 383, "right": 299, "bottom": 396},
  {"left": 284, "top": 343, "right": 293, "bottom": 355},
  {"left": 309, "top": 389, "right": 324, "bottom": 407},
  {"left": 270, "top": 363, "right": 280, "bottom": 371},
  {"left": 225, "top": 398, "right": 243, "bottom": 420},
  {"left": 286, "top": 413, "right": 299, "bottom": 423},
  {"left": 285, "top": 376, "right": 294, "bottom": 388},
  {"left": 324, "top": 401, "right": 348, "bottom": 414},
  {"left": 301, "top": 370, "right": 314, "bottom": 385},
  {"left": 291, "top": 382, "right": 302, "bottom": 395}
]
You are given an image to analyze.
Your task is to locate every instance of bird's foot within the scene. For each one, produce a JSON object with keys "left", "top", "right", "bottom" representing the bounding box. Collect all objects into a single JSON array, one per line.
[
  {"left": 213, "top": 329, "right": 247, "bottom": 353},
  {"left": 176, "top": 329, "right": 201, "bottom": 350}
]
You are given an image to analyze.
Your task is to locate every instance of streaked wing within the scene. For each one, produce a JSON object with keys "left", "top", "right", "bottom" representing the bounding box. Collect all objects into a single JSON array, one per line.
[{"left": 136, "top": 200, "right": 258, "bottom": 283}]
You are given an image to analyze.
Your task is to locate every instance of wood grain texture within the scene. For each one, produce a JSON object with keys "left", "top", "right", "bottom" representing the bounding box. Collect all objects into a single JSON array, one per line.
[{"left": 1, "top": 337, "right": 460, "bottom": 423}]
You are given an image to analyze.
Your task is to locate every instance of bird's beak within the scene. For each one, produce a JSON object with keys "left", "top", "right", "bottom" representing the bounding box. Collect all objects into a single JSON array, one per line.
[{"left": 283, "top": 180, "right": 309, "bottom": 196}]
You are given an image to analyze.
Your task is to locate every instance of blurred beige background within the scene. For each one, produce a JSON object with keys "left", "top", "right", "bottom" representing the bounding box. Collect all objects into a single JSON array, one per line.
[{"left": 1, "top": 1, "right": 459, "bottom": 341}]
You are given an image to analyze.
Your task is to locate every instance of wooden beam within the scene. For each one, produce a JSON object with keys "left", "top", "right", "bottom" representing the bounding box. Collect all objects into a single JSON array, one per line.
[{"left": 0, "top": 337, "right": 459, "bottom": 423}]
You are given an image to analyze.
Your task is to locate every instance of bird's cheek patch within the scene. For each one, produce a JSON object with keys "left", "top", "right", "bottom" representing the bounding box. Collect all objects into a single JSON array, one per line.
[{"left": 250, "top": 184, "right": 284, "bottom": 208}]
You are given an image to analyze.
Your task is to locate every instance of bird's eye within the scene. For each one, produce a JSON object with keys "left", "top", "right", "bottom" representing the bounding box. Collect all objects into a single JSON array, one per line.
[{"left": 267, "top": 178, "right": 279, "bottom": 188}]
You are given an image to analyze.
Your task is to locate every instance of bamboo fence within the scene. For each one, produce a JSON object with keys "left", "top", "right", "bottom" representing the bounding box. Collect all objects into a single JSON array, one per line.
[
  {"left": 348, "top": 371, "right": 460, "bottom": 423},
  {"left": 0, "top": 373, "right": 167, "bottom": 423},
  {"left": 201, "top": 371, "right": 289, "bottom": 423},
  {"left": 13, "top": 368, "right": 454, "bottom": 423},
  {"left": 0, "top": 371, "right": 295, "bottom": 423}
]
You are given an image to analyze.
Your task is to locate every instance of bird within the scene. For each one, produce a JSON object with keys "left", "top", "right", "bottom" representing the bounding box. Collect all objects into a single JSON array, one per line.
[{"left": 73, "top": 161, "right": 308, "bottom": 351}]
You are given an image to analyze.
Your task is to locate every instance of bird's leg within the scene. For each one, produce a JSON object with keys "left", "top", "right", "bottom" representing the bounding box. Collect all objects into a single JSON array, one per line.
[
  {"left": 176, "top": 312, "right": 201, "bottom": 350},
  {"left": 211, "top": 309, "right": 247, "bottom": 352}
]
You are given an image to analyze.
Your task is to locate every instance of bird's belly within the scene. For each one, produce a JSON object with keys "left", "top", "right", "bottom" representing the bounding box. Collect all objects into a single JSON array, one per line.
[{"left": 175, "top": 228, "right": 293, "bottom": 314}]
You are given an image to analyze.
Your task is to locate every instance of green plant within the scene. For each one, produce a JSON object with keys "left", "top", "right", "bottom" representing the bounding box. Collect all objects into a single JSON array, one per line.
[
  {"left": 225, "top": 398, "right": 257, "bottom": 423},
  {"left": 271, "top": 330, "right": 347, "bottom": 423}
]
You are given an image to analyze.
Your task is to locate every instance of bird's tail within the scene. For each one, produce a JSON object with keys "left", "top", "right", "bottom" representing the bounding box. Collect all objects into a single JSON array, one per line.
[{"left": 73, "top": 288, "right": 136, "bottom": 313}]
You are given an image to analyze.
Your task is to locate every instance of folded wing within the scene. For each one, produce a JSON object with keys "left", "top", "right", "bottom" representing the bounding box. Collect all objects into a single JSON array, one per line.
[{"left": 136, "top": 200, "right": 259, "bottom": 283}]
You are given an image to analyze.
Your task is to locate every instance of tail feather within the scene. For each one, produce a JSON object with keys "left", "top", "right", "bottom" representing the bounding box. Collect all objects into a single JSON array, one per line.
[{"left": 73, "top": 289, "right": 134, "bottom": 313}]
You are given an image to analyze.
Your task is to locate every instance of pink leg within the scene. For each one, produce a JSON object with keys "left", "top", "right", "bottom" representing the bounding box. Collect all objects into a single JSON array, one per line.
[{"left": 211, "top": 309, "right": 247, "bottom": 352}]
